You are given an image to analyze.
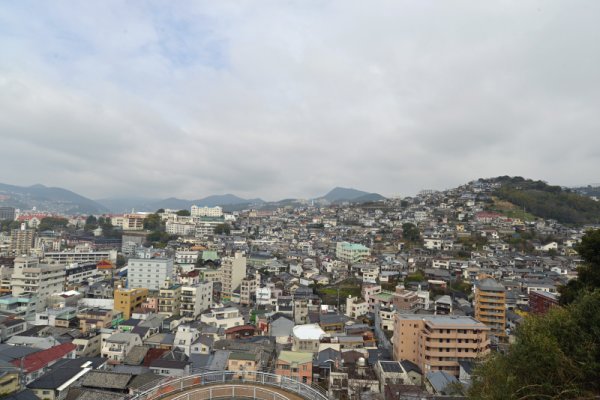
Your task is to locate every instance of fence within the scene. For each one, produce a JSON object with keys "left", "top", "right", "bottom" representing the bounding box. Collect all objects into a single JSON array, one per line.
[{"left": 129, "top": 370, "right": 328, "bottom": 400}]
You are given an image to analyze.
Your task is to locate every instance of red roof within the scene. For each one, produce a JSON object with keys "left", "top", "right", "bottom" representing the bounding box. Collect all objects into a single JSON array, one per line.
[
  {"left": 143, "top": 348, "right": 169, "bottom": 366},
  {"left": 12, "top": 343, "right": 76, "bottom": 373},
  {"left": 225, "top": 325, "right": 255, "bottom": 334}
]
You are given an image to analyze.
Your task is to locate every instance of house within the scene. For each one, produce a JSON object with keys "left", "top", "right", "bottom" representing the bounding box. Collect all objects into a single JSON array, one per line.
[
  {"left": 269, "top": 315, "right": 294, "bottom": 344},
  {"left": 101, "top": 332, "right": 142, "bottom": 364},
  {"left": 149, "top": 348, "right": 191, "bottom": 377},
  {"left": 227, "top": 352, "right": 259, "bottom": 378},
  {"left": 26, "top": 357, "right": 106, "bottom": 400},
  {"left": 11, "top": 343, "right": 77, "bottom": 384},
  {"left": 425, "top": 370, "right": 460, "bottom": 395},
  {"left": 275, "top": 351, "right": 313, "bottom": 384},
  {"left": 0, "top": 317, "right": 28, "bottom": 342},
  {"left": 79, "top": 371, "right": 133, "bottom": 393}
]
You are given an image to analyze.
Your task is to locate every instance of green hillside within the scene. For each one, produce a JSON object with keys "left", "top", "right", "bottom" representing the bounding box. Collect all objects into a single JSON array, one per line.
[{"left": 488, "top": 177, "right": 600, "bottom": 225}]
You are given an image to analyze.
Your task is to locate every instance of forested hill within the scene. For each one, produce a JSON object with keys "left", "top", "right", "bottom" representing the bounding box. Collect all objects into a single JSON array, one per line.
[{"left": 488, "top": 176, "right": 600, "bottom": 225}]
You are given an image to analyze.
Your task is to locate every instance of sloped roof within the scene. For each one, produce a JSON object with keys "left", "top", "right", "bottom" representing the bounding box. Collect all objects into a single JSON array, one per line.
[
  {"left": 12, "top": 343, "right": 76, "bottom": 373},
  {"left": 81, "top": 371, "right": 133, "bottom": 390}
]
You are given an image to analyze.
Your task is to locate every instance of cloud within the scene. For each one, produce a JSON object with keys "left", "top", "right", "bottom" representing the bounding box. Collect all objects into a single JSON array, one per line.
[{"left": 0, "top": 1, "right": 599, "bottom": 201}]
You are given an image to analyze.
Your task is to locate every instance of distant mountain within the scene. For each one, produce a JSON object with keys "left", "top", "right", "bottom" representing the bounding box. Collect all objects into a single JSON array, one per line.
[
  {"left": 98, "top": 194, "right": 266, "bottom": 213},
  {"left": 0, "top": 183, "right": 107, "bottom": 214},
  {"left": 315, "top": 187, "right": 386, "bottom": 204}
]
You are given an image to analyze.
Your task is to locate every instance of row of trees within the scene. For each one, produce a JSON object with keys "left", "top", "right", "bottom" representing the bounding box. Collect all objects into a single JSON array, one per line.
[{"left": 470, "top": 229, "right": 600, "bottom": 399}]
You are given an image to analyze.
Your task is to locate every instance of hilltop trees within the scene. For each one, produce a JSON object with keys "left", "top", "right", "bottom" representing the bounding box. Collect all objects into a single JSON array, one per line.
[{"left": 559, "top": 229, "right": 600, "bottom": 305}]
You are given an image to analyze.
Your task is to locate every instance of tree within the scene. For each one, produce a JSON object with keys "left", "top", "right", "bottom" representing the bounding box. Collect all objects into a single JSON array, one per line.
[
  {"left": 559, "top": 229, "right": 600, "bottom": 305},
  {"left": 84, "top": 215, "right": 98, "bottom": 231},
  {"left": 38, "top": 217, "right": 69, "bottom": 232},
  {"left": 469, "top": 290, "right": 600, "bottom": 399},
  {"left": 143, "top": 213, "right": 163, "bottom": 231},
  {"left": 116, "top": 254, "right": 126, "bottom": 268},
  {"left": 176, "top": 209, "right": 190, "bottom": 216},
  {"left": 214, "top": 223, "right": 231, "bottom": 236},
  {"left": 402, "top": 223, "right": 420, "bottom": 242}
]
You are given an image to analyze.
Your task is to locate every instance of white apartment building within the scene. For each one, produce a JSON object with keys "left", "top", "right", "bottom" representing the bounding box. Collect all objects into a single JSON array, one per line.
[
  {"left": 191, "top": 206, "right": 223, "bottom": 217},
  {"left": 200, "top": 307, "right": 244, "bottom": 329},
  {"left": 336, "top": 242, "right": 371, "bottom": 264},
  {"left": 166, "top": 222, "right": 196, "bottom": 236},
  {"left": 240, "top": 272, "right": 260, "bottom": 306},
  {"left": 220, "top": 253, "right": 247, "bottom": 300},
  {"left": 11, "top": 257, "right": 65, "bottom": 312},
  {"left": 175, "top": 250, "right": 200, "bottom": 265},
  {"left": 128, "top": 258, "right": 174, "bottom": 291},
  {"left": 180, "top": 281, "right": 213, "bottom": 321},
  {"left": 43, "top": 249, "right": 118, "bottom": 264}
]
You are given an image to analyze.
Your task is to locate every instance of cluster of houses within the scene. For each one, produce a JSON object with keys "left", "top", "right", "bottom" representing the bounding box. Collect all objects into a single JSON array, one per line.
[{"left": 0, "top": 179, "right": 594, "bottom": 399}]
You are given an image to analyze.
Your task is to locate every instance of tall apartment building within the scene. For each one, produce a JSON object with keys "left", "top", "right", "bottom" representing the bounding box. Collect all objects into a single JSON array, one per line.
[
  {"left": 12, "top": 256, "right": 65, "bottom": 312},
  {"left": 0, "top": 207, "right": 15, "bottom": 221},
  {"left": 474, "top": 278, "right": 506, "bottom": 338},
  {"left": 114, "top": 287, "right": 148, "bottom": 320},
  {"left": 158, "top": 281, "right": 181, "bottom": 317},
  {"left": 336, "top": 242, "right": 371, "bottom": 264},
  {"left": 180, "top": 281, "right": 213, "bottom": 320},
  {"left": 393, "top": 314, "right": 490, "bottom": 377},
  {"left": 220, "top": 253, "right": 247, "bottom": 300},
  {"left": 191, "top": 206, "right": 223, "bottom": 217},
  {"left": 128, "top": 258, "right": 174, "bottom": 291},
  {"left": 240, "top": 272, "right": 260, "bottom": 306},
  {"left": 10, "top": 224, "right": 35, "bottom": 256}
]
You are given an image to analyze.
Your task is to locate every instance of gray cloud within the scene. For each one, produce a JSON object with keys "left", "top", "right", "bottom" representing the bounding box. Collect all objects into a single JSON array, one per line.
[{"left": 1, "top": 1, "right": 599, "bottom": 201}]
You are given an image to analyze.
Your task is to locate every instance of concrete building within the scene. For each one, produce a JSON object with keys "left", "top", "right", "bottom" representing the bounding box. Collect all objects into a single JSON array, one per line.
[
  {"left": 43, "top": 250, "right": 117, "bottom": 264},
  {"left": 200, "top": 307, "right": 244, "bottom": 329},
  {"left": 128, "top": 258, "right": 174, "bottom": 291},
  {"left": 180, "top": 281, "right": 213, "bottom": 320},
  {"left": 158, "top": 282, "right": 182, "bottom": 317},
  {"left": 0, "top": 207, "right": 15, "bottom": 221},
  {"left": 393, "top": 314, "right": 490, "bottom": 377},
  {"left": 474, "top": 278, "right": 506, "bottom": 338},
  {"left": 529, "top": 290, "right": 559, "bottom": 315},
  {"left": 240, "top": 272, "right": 260, "bottom": 306},
  {"left": 346, "top": 296, "right": 369, "bottom": 319},
  {"left": 11, "top": 257, "right": 65, "bottom": 312},
  {"left": 101, "top": 332, "right": 143, "bottom": 364},
  {"left": 114, "top": 287, "right": 148, "bottom": 320},
  {"left": 10, "top": 225, "right": 35, "bottom": 256},
  {"left": 336, "top": 242, "right": 371, "bottom": 264},
  {"left": 191, "top": 206, "right": 223, "bottom": 217},
  {"left": 292, "top": 324, "right": 326, "bottom": 353},
  {"left": 220, "top": 253, "right": 246, "bottom": 300}
]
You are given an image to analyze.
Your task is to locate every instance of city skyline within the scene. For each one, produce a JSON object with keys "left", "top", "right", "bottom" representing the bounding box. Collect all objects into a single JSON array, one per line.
[{"left": 1, "top": 1, "right": 599, "bottom": 200}]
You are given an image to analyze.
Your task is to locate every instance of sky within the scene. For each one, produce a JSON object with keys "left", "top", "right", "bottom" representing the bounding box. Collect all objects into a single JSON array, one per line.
[{"left": 1, "top": 1, "right": 599, "bottom": 201}]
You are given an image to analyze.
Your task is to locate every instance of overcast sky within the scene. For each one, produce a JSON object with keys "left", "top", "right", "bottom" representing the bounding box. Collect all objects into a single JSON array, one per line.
[{"left": 1, "top": 1, "right": 599, "bottom": 201}]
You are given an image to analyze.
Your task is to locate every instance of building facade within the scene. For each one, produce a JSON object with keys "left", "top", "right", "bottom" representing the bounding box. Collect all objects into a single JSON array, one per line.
[
  {"left": 114, "top": 287, "right": 148, "bottom": 320},
  {"left": 393, "top": 314, "right": 490, "bottom": 377},
  {"left": 474, "top": 278, "right": 506, "bottom": 338},
  {"left": 128, "top": 258, "right": 174, "bottom": 291}
]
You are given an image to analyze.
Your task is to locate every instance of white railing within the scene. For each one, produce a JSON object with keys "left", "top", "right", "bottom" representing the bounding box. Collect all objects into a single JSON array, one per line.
[
  {"left": 129, "top": 370, "right": 328, "bottom": 400},
  {"left": 169, "top": 384, "right": 289, "bottom": 400}
]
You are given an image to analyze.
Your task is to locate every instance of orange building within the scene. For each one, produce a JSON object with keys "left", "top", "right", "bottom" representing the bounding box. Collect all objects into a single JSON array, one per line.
[
  {"left": 474, "top": 278, "right": 506, "bottom": 338},
  {"left": 275, "top": 351, "right": 313, "bottom": 384},
  {"left": 114, "top": 287, "right": 148, "bottom": 320},
  {"left": 393, "top": 314, "right": 490, "bottom": 377}
]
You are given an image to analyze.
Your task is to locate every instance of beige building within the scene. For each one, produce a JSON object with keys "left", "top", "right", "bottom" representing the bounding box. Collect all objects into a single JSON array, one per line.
[
  {"left": 158, "top": 282, "right": 181, "bottom": 317},
  {"left": 10, "top": 225, "right": 35, "bottom": 256},
  {"left": 220, "top": 253, "right": 246, "bottom": 300},
  {"left": 474, "top": 278, "right": 506, "bottom": 338},
  {"left": 393, "top": 314, "right": 490, "bottom": 377},
  {"left": 240, "top": 272, "right": 260, "bottom": 306},
  {"left": 11, "top": 257, "right": 65, "bottom": 312}
]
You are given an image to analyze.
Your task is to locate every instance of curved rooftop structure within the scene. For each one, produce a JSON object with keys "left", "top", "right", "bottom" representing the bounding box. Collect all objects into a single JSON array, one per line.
[
  {"left": 292, "top": 324, "right": 326, "bottom": 340},
  {"left": 130, "top": 370, "right": 327, "bottom": 400}
]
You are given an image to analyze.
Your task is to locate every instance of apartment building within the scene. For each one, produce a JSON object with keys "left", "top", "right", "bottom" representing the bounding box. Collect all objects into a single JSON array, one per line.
[
  {"left": 10, "top": 225, "right": 35, "bottom": 256},
  {"left": 11, "top": 257, "right": 65, "bottom": 312},
  {"left": 336, "top": 242, "right": 371, "bottom": 264},
  {"left": 43, "top": 250, "right": 118, "bottom": 264},
  {"left": 275, "top": 351, "right": 313, "bottom": 384},
  {"left": 200, "top": 307, "right": 244, "bottom": 329},
  {"left": 393, "top": 314, "right": 490, "bottom": 377},
  {"left": 158, "top": 282, "right": 182, "bottom": 317},
  {"left": 128, "top": 258, "right": 174, "bottom": 290},
  {"left": 474, "top": 278, "right": 506, "bottom": 338},
  {"left": 191, "top": 206, "right": 223, "bottom": 217},
  {"left": 0, "top": 207, "right": 15, "bottom": 221},
  {"left": 220, "top": 253, "right": 247, "bottom": 300},
  {"left": 180, "top": 281, "right": 213, "bottom": 320},
  {"left": 240, "top": 272, "right": 260, "bottom": 306},
  {"left": 114, "top": 287, "right": 148, "bottom": 320}
]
